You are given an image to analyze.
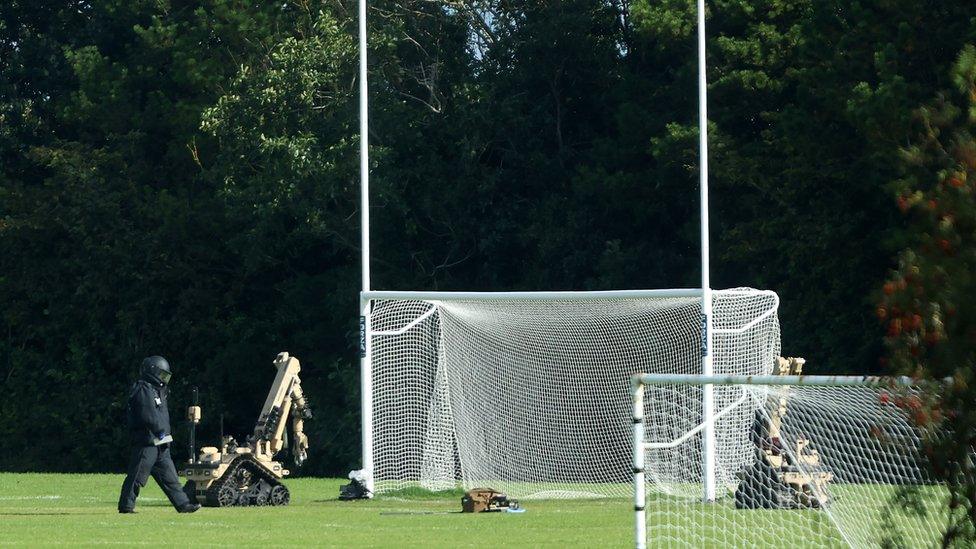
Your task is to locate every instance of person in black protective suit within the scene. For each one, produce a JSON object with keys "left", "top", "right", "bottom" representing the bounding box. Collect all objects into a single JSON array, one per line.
[{"left": 118, "top": 356, "right": 200, "bottom": 514}]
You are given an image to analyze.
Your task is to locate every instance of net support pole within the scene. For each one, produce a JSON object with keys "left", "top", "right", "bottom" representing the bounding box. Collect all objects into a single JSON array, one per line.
[
  {"left": 632, "top": 380, "right": 647, "bottom": 549},
  {"left": 358, "top": 0, "right": 374, "bottom": 495},
  {"left": 697, "top": 0, "right": 716, "bottom": 503},
  {"left": 633, "top": 373, "right": 919, "bottom": 388}
]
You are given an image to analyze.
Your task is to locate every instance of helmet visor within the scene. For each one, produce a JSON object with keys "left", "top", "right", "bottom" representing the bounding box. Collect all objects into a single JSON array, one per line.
[{"left": 158, "top": 369, "right": 172, "bottom": 385}]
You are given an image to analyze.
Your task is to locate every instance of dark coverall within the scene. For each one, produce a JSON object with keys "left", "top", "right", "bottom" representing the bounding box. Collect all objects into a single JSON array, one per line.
[{"left": 117, "top": 378, "right": 192, "bottom": 512}]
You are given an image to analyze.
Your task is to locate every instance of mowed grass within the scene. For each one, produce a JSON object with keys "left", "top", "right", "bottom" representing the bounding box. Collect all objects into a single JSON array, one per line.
[
  {"left": 0, "top": 473, "right": 632, "bottom": 547},
  {"left": 0, "top": 473, "right": 947, "bottom": 547}
]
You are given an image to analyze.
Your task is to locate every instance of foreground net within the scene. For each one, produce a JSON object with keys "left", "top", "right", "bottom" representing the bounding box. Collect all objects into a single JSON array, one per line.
[
  {"left": 633, "top": 375, "right": 948, "bottom": 548},
  {"left": 367, "top": 288, "right": 779, "bottom": 498}
]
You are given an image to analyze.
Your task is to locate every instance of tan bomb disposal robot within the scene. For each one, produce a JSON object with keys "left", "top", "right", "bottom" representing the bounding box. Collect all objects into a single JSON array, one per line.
[
  {"left": 181, "top": 352, "right": 312, "bottom": 507},
  {"left": 734, "top": 357, "right": 834, "bottom": 510}
]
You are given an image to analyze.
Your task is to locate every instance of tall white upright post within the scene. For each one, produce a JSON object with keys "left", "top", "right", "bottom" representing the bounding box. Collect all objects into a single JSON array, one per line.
[
  {"left": 358, "top": 0, "right": 375, "bottom": 495},
  {"left": 697, "top": 0, "right": 716, "bottom": 503},
  {"left": 633, "top": 381, "right": 647, "bottom": 549}
]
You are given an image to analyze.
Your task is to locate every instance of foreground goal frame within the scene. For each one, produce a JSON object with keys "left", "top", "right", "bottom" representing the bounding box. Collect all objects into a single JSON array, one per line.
[{"left": 630, "top": 373, "right": 927, "bottom": 549}]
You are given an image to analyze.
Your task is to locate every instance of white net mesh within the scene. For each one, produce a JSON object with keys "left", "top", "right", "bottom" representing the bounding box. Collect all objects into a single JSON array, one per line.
[
  {"left": 639, "top": 380, "right": 947, "bottom": 548},
  {"left": 368, "top": 288, "right": 780, "bottom": 498}
]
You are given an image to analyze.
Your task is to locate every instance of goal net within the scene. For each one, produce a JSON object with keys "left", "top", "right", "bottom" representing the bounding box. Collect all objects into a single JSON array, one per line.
[
  {"left": 365, "top": 287, "right": 780, "bottom": 498},
  {"left": 632, "top": 374, "right": 948, "bottom": 548}
]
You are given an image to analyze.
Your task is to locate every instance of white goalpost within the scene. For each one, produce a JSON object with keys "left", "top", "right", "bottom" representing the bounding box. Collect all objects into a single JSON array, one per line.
[
  {"left": 358, "top": 0, "right": 375, "bottom": 496},
  {"left": 352, "top": 0, "right": 770, "bottom": 507},
  {"left": 632, "top": 374, "right": 948, "bottom": 548},
  {"left": 696, "top": 0, "right": 717, "bottom": 504}
]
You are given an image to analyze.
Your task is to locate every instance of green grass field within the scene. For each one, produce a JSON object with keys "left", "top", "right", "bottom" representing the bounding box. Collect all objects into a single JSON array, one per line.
[
  {"left": 0, "top": 473, "right": 632, "bottom": 547},
  {"left": 0, "top": 473, "right": 946, "bottom": 547}
]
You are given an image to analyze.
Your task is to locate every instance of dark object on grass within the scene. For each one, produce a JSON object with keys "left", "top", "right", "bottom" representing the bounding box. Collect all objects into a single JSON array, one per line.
[
  {"left": 461, "top": 487, "right": 519, "bottom": 513},
  {"left": 339, "top": 469, "right": 371, "bottom": 500}
]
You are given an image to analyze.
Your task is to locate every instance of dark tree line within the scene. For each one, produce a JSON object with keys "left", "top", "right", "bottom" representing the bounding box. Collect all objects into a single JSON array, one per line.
[{"left": 1, "top": 0, "right": 974, "bottom": 506}]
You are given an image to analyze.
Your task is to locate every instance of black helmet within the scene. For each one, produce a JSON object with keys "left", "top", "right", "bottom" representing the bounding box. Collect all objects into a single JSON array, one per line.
[{"left": 140, "top": 356, "right": 172, "bottom": 385}]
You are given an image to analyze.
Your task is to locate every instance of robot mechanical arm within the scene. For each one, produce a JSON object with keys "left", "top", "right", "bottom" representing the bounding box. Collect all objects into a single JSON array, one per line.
[
  {"left": 253, "top": 352, "right": 313, "bottom": 467},
  {"left": 288, "top": 377, "right": 312, "bottom": 467}
]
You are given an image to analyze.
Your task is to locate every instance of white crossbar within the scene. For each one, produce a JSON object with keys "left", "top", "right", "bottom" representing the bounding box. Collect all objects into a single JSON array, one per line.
[{"left": 363, "top": 289, "right": 703, "bottom": 302}]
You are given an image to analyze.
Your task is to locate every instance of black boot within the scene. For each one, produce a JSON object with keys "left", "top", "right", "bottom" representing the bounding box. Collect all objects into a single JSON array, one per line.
[{"left": 178, "top": 503, "right": 201, "bottom": 513}]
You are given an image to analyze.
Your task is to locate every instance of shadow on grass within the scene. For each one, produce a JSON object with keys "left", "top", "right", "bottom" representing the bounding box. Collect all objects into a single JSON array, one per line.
[
  {"left": 375, "top": 486, "right": 466, "bottom": 500},
  {"left": 313, "top": 486, "right": 465, "bottom": 504}
]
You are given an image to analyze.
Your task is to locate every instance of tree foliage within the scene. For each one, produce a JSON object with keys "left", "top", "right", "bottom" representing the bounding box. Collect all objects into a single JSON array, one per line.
[
  {"left": 880, "top": 45, "right": 976, "bottom": 546},
  {"left": 0, "top": 2, "right": 974, "bottom": 507}
]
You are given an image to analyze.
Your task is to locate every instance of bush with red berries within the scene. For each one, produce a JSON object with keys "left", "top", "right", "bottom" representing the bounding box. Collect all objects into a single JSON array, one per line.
[{"left": 880, "top": 45, "right": 976, "bottom": 546}]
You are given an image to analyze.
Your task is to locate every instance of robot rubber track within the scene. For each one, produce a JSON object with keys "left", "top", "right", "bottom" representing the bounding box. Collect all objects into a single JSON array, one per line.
[{"left": 202, "top": 455, "right": 290, "bottom": 507}]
